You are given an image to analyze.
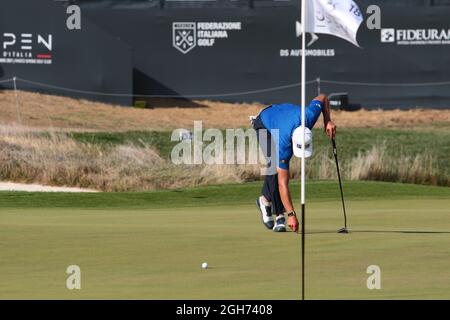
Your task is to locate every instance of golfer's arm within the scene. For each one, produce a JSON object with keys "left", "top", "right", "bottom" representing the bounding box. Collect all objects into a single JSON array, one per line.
[
  {"left": 321, "top": 95, "right": 332, "bottom": 127},
  {"left": 277, "top": 168, "right": 295, "bottom": 213}
]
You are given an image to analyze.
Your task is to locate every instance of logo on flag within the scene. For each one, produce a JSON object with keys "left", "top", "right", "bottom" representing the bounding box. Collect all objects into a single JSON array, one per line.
[
  {"left": 173, "top": 22, "right": 196, "bottom": 54},
  {"left": 302, "top": 0, "right": 364, "bottom": 47}
]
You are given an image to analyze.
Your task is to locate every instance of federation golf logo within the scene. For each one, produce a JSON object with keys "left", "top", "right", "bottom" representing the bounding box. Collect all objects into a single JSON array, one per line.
[
  {"left": 381, "top": 28, "right": 395, "bottom": 43},
  {"left": 173, "top": 22, "right": 197, "bottom": 54},
  {"left": 0, "top": 32, "right": 53, "bottom": 64},
  {"left": 172, "top": 22, "right": 242, "bottom": 54}
]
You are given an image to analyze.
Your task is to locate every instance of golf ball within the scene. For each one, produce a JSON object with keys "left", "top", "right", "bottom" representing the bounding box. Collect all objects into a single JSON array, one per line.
[{"left": 201, "top": 262, "right": 208, "bottom": 269}]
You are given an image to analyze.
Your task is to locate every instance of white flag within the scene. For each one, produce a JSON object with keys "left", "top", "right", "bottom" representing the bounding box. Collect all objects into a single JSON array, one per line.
[{"left": 302, "top": 0, "right": 364, "bottom": 47}]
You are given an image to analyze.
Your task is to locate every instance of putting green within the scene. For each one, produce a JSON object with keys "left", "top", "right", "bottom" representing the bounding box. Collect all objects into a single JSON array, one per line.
[{"left": 0, "top": 181, "right": 449, "bottom": 299}]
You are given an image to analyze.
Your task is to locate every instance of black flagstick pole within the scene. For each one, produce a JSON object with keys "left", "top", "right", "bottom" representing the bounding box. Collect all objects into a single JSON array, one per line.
[
  {"left": 300, "top": 0, "right": 306, "bottom": 301},
  {"left": 301, "top": 203, "right": 305, "bottom": 300}
]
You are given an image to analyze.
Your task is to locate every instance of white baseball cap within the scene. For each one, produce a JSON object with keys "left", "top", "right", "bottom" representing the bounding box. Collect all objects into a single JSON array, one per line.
[{"left": 292, "top": 126, "right": 313, "bottom": 158}]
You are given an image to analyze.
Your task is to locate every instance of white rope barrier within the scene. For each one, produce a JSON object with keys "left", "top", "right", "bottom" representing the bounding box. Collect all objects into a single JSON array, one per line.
[
  {"left": 15, "top": 77, "right": 317, "bottom": 98},
  {"left": 2, "top": 76, "right": 450, "bottom": 99},
  {"left": 0, "top": 78, "right": 14, "bottom": 84}
]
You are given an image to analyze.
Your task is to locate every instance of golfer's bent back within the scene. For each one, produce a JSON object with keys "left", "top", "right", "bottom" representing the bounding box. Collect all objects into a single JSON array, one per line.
[{"left": 254, "top": 94, "right": 336, "bottom": 232}]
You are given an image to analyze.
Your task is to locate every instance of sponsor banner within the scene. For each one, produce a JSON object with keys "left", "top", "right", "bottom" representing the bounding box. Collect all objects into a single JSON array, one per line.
[
  {"left": 80, "top": 3, "right": 450, "bottom": 109},
  {"left": 1, "top": 33, "right": 53, "bottom": 64},
  {"left": 0, "top": 0, "right": 133, "bottom": 106},
  {"left": 381, "top": 28, "right": 450, "bottom": 45},
  {"left": 1, "top": 1, "right": 449, "bottom": 109},
  {"left": 81, "top": 0, "right": 450, "bottom": 108},
  {"left": 172, "top": 21, "right": 242, "bottom": 54}
]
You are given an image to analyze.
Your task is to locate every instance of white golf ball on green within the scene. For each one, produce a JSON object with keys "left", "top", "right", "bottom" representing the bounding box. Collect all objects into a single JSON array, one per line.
[{"left": 201, "top": 262, "right": 208, "bottom": 269}]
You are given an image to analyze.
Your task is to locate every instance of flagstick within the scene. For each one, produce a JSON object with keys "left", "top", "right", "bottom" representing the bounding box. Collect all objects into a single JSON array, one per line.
[{"left": 300, "top": 0, "right": 306, "bottom": 301}]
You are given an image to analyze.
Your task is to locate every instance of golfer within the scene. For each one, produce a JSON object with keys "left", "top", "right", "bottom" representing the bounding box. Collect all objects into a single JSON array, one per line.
[{"left": 253, "top": 94, "right": 336, "bottom": 232}]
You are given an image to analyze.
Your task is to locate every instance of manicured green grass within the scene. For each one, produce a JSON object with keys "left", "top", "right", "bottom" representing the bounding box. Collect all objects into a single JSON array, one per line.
[
  {"left": 0, "top": 181, "right": 448, "bottom": 209},
  {"left": 0, "top": 181, "right": 449, "bottom": 299}
]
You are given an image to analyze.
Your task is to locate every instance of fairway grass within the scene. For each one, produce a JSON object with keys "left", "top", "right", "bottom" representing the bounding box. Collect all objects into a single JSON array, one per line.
[{"left": 0, "top": 181, "right": 449, "bottom": 299}]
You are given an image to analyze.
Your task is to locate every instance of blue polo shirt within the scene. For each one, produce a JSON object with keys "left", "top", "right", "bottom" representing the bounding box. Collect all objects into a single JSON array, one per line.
[{"left": 260, "top": 100, "right": 322, "bottom": 170}]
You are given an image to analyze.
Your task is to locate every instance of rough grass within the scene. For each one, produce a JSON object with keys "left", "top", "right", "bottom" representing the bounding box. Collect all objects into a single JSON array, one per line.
[
  {"left": 0, "top": 125, "right": 257, "bottom": 191},
  {"left": 0, "top": 124, "right": 448, "bottom": 191},
  {"left": 290, "top": 147, "right": 446, "bottom": 186}
]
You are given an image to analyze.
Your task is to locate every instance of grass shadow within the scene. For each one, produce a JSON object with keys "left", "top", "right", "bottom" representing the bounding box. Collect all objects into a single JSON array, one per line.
[{"left": 307, "top": 229, "right": 450, "bottom": 235}]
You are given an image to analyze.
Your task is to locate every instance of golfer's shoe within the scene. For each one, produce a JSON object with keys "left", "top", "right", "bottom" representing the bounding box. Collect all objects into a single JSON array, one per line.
[
  {"left": 256, "top": 197, "right": 274, "bottom": 230},
  {"left": 273, "top": 215, "right": 287, "bottom": 232}
]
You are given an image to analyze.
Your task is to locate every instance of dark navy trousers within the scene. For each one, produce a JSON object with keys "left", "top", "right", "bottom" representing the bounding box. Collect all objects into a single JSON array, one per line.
[{"left": 252, "top": 115, "right": 285, "bottom": 216}]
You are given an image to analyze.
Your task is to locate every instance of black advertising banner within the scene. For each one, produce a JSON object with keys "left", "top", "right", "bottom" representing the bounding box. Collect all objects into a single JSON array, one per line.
[
  {"left": 81, "top": 1, "right": 450, "bottom": 108},
  {"left": 0, "top": 0, "right": 133, "bottom": 106},
  {"left": 83, "top": 7, "right": 305, "bottom": 102},
  {"left": 1, "top": 0, "right": 450, "bottom": 109}
]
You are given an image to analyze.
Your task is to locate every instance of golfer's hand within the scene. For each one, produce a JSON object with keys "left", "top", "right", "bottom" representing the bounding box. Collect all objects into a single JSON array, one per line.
[
  {"left": 326, "top": 121, "right": 337, "bottom": 139},
  {"left": 288, "top": 213, "right": 299, "bottom": 233}
]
